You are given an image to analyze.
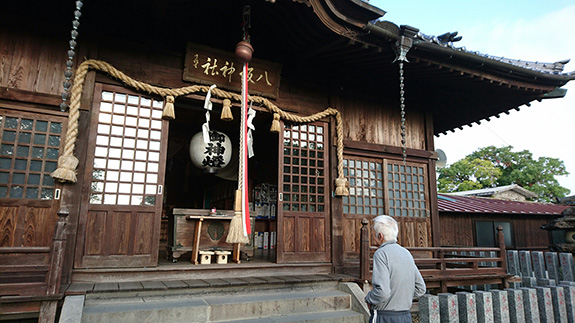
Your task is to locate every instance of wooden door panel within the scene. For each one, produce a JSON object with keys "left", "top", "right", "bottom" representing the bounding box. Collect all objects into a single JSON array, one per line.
[
  {"left": 341, "top": 156, "right": 432, "bottom": 268},
  {"left": 83, "top": 210, "right": 156, "bottom": 261},
  {"left": 282, "top": 216, "right": 295, "bottom": 253},
  {"left": 342, "top": 216, "right": 361, "bottom": 259},
  {"left": 312, "top": 217, "right": 326, "bottom": 252},
  {"left": 1, "top": 207, "right": 19, "bottom": 246},
  {"left": 298, "top": 216, "right": 311, "bottom": 252},
  {"left": 75, "top": 84, "right": 167, "bottom": 268},
  {"left": 134, "top": 212, "right": 155, "bottom": 254},
  {"left": 0, "top": 109, "right": 66, "bottom": 248},
  {"left": 85, "top": 211, "right": 105, "bottom": 255},
  {"left": 22, "top": 207, "right": 58, "bottom": 247},
  {"left": 277, "top": 122, "right": 330, "bottom": 263},
  {"left": 0, "top": 205, "right": 58, "bottom": 247}
]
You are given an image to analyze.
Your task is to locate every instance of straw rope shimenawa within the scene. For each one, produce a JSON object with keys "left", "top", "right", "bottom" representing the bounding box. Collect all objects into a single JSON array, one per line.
[{"left": 51, "top": 59, "right": 349, "bottom": 196}]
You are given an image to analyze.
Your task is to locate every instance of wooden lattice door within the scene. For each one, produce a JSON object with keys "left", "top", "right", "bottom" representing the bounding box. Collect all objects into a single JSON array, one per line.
[
  {"left": 75, "top": 84, "right": 168, "bottom": 268},
  {"left": 277, "top": 122, "right": 330, "bottom": 263}
]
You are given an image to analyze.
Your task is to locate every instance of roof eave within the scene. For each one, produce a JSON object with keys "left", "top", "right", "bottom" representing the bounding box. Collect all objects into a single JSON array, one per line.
[{"left": 411, "top": 40, "right": 575, "bottom": 86}]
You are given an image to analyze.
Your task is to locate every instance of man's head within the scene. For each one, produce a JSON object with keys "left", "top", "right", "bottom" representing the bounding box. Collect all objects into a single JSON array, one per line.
[{"left": 373, "top": 215, "right": 399, "bottom": 244}]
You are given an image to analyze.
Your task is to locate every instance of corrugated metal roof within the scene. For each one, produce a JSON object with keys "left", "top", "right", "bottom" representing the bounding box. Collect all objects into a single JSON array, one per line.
[{"left": 438, "top": 194, "right": 570, "bottom": 215}]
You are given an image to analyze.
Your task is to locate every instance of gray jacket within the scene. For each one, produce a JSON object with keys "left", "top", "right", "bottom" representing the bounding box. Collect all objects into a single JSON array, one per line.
[{"left": 365, "top": 240, "right": 426, "bottom": 311}]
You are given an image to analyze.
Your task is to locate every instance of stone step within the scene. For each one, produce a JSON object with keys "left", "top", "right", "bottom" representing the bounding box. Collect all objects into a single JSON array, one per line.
[
  {"left": 80, "top": 287, "right": 361, "bottom": 323},
  {"left": 205, "top": 290, "right": 352, "bottom": 321},
  {"left": 79, "top": 275, "right": 344, "bottom": 301},
  {"left": 220, "top": 309, "right": 365, "bottom": 323},
  {"left": 82, "top": 297, "right": 210, "bottom": 322}
]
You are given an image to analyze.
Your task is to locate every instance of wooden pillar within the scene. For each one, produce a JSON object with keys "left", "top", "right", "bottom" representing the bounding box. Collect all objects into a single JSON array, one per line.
[
  {"left": 39, "top": 301, "right": 58, "bottom": 323},
  {"left": 497, "top": 226, "right": 507, "bottom": 272},
  {"left": 359, "top": 218, "right": 370, "bottom": 282},
  {"left": 40, "top": 208, "right": 70, "bottom": 322},
  {"left": 497, "top": 225, "right": 509, "bottom": 288},
  {"left": 46, "top": 208, "right": 69, "bottom": 295}
]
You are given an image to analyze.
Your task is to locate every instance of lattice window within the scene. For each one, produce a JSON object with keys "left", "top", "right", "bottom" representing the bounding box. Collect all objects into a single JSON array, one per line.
[
  {"left": 342, "top": 158, "right": 384, "bottom": 215},
  {"left": 281, "top": 124, "right": 326, "bottom": 212},
  {"left": 89, "top": 90, "right": 164, "bottom": 205},
  {"left": 0, "top": 113, "right": 62, "bottom": 199},
  {"left": 386, "top": 160, "right": 429, "bottom": 217}
]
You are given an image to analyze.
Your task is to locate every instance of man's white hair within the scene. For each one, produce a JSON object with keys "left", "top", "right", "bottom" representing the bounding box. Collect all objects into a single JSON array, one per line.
[{"left": 373, "top": 215, "right": 399, "bottom": 241}]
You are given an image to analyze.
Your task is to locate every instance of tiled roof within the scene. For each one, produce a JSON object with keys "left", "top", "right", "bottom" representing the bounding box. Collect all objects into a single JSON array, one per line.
[
  {"left": 416, "top": 32, "right": 573, "bottom": 76},
  {"left": 438, "top": 194, "right": 569, "bottom": 215}
]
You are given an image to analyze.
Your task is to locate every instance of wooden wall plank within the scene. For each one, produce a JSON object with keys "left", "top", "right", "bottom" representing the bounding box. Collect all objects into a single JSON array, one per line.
[
  {"left": 341, "top": 96, "right": 426, "bottom": 150},
  {"left": 0, "top": 31, "right": 65, "bottom": 96},
  {"left": 439, "top": 213, "right": 554, "bottom": 249}
]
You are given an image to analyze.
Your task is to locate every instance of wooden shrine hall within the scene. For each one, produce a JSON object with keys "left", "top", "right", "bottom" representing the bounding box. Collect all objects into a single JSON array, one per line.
[{"left": 0, "top": 0, "right": 573, "bottom": 321}]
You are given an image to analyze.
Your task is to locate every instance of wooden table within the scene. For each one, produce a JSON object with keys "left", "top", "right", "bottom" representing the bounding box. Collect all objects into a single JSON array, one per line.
[{"left": 167, "top": 208, "right": 242, "bottom": 264}]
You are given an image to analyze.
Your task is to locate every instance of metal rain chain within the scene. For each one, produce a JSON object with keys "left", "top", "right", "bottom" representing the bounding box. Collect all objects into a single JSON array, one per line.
[
  {"left": 398, "top": 62, "right": 407, "bottom": 163},
  {"left": 392, "top": 31, "right": 414, "bottom": 164},
  {"left": 60, "top": 1, "right": 83, "bottom": 112}
]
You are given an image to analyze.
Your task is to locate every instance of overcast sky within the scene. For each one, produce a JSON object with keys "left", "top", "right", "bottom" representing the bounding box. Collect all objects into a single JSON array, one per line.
[{"left": 369, "top": 0, "right": 575, "bottom": 195}]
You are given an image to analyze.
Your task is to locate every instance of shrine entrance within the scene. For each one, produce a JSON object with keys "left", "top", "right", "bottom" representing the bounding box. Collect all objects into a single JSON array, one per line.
[
  {"left": 75, "top": 83, "right": 333, "bottom": 269},
  {"left": 161, "top": 99, "right": 279, "bottom": 265}
]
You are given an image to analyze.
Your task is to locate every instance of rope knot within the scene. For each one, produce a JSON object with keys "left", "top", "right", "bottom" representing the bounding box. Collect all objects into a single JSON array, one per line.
[
  {"left": 51, "top": 155, "right": 80, "bottom": 183},
  {"left": 162, "top": 95, "right": 175, "bottom": 120},
  {"left": 334, "top": 177, "right": 349, "bottom": 196},
  {"left": 270, "top": 113, "right": 281, "bottom": 133},
  {"left": 221, "top": 99, "right": 233, "bottom": 121}
]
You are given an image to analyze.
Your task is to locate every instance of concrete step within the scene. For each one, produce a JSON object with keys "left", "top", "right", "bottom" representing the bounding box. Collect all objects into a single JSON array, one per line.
[{"left": 80, "top": 286, "right": 365, "bottom": 323}]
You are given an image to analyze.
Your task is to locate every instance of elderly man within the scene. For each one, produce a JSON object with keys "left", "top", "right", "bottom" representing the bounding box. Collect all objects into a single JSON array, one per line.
[{"left": 365, "top": 215, "right": 426, "bottom": 323}]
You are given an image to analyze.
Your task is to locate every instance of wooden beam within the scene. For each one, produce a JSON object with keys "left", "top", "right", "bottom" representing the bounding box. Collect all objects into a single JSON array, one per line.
[
  {"left": 0, "top": 87, "right": 63, "bottom": 110},
  {"left": 343, "top": 140, "right": 438, "bottom": 160}
]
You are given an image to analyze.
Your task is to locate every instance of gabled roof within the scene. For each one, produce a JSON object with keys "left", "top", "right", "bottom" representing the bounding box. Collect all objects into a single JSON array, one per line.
[
  {"left": 447, "top": 184, "right": 538, "bottom": 199},
  {"left": 438, "top": 194, "right": 569, "bottom": 215}
]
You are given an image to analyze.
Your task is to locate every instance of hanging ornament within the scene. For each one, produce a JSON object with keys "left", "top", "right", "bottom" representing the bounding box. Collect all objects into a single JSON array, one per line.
[
  {"left": 235, "top": 41, "right": 254, "bottom": 64},
  {"left": 202, "top": 84, "right": 217, "bottom": 143},
  {"left": 247, "top": 103, "right": 256, "bottom": 158},
  {"left": 189, "top": 130, "right": 232, "bottom": 174}
]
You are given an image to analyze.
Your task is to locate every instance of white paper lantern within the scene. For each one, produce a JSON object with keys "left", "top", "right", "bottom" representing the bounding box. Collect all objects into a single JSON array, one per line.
[{"left": 189, "top": 131, "right": 232, "bottom": 173}]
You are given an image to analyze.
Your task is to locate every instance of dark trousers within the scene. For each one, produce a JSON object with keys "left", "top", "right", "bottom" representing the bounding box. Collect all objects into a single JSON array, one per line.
[{"left": 369, "top": 309, "right": 411, "bottom": 323}]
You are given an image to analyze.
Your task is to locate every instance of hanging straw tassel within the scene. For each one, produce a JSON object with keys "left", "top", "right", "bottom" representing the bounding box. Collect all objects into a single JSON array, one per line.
[
  {"left": 51, "top": 155, "right": 80, "bottom": 183},
  {"left": 220, "top": 99, "right": 233, "bottom": 121},
  {"left": 162, "top": 95, "right": 175, "bottom": 120},
  {"left": 226, "top": 190, "right": 250, "bottom": 244},
  {"left": 270, "top": 113, "right": 281, "bottom": 133},
  {"left": 335, "top": 177, "right": 349, "bottom": 196}
]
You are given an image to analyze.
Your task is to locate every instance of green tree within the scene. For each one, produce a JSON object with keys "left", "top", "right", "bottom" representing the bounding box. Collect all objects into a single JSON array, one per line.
[
  {"left": 438, "top": 157, "right": 501, "bottom": 192},
  {"left": 437, "top": 146, "right": 570, "bottom": 202}
]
